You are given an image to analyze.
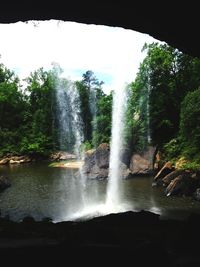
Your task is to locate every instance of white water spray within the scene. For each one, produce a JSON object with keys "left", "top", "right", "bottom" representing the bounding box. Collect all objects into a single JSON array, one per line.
[
  {"left": 106, "top": 79, "right": 128, "bottom": 208},
  {"left": 55, "top": 78, "right": 87, "bottom": 219},
  {"left": 55, "top": 69, "right": 130, "bottom": 220}
]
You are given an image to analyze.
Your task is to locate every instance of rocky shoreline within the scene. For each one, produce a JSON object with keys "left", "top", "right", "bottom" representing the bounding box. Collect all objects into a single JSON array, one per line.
[
  {"left": 0, "top": 151, "right": 77, "bottom": 165},
  {"left": 1, "top": 145, "right": 200, "bottom": 202},
  {"left": 152, "top": 161, "right": 200, "bottom": 201},
  {"left": 82, "top": 143, "right": 200, "bottom": 202}
]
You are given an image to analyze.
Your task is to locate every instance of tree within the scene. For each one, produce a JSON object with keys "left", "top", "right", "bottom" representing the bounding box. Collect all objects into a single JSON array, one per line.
[
  {"left": 20, "top": 68, "right": 56, "bottom": 156},
  {"left": 92, "top": 92, "right": 112, "bottom": 146},
  {"left": 77, "top": 70, "right": 105, "bottom": 145},
  {"left": 0, "top": 63, "right": 25, "bottom": 155},
  {"left": 179, "top": 88, "right": 200, "bottom": 160}
]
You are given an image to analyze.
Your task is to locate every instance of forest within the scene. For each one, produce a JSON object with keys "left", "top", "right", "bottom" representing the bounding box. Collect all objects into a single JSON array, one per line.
[{"left": 1, "top": 42, "right": 200, "bottom": 169}]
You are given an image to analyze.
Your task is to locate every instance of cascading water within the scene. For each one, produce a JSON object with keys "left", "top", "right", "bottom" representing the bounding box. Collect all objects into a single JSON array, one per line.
[
  {"left": 55, "top": 71, "right": 130, "bottom": 220},
  {"left": 67, "top": 82, "right": 87, "bottom": 210},
  {"left": 105, "top": 80, "right": 128, "bottom": 211},
  {"left": 55, "top": 79, "right": 75, "bottom": 151},
  {"left": 55, "top": 78, "right": 87, "bottom": 220}
]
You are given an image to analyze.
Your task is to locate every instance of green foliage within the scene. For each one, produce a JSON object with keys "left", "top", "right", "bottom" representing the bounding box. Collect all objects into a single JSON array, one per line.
[
  {"left": 163, "top": 138, "right": 183, "bottom": 161},
  {"left": 21, "top": 68, "right": 56, "bottom": 155},
  {"left": 76, "top": 70, "right": 111, "bottom": 148},
  {"left": 124, "top": 81, "right": 150, "bottom": 153},
  {"left": 76, "top": 80, "right": 92, "bottom": 141},
  {"left": 20, "top": 134, "right": 53, "bottom": 156},
  {"left": 179, "top": 88, "right": 200, "bottom": 160},
  {"left": 92, "top": 92, "right": 112, "bottom": 147},
  {"left": 0, "top": 62, "right": 111, "bottom": 157},
  {"left": 80, "top": 140, "right": 93, "bottom": 152},
  {"left": 123, "top": 41, "right": 200, "bottom": 165},
  {"left": 2, "top": 41, "right": 200, "bottom": 164},
  {"left": 146, "top": 43, "right": 200, "bottom": 147},
  {"left": 0, "top": 63, "right": 26, "bottom": 154},
  {"left": 179, "top": 161, "right": 200, "bottom": 171}
]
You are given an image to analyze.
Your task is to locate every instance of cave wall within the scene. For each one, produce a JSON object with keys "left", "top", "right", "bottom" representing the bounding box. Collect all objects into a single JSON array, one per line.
[{"left": 0, "top": 1, "right": 199, "bottom": 58}]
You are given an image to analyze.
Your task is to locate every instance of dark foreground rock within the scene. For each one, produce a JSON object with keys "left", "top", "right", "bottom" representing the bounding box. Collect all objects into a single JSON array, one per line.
[{"left": 1, "top": 210, "right": 200, "bottom": 267}]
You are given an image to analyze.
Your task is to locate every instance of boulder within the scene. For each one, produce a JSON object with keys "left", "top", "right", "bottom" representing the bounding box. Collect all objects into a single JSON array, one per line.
[
  {"left": 83, "top": 143, "right": 110, "bottom": 179},
  {"left": 119, "top": 162, "right": 132, "bottom": 179},
  {"left": 0, "top": 158, "right": 11, "bottom": 164},
  {"left": 9, "top": 155, "right": 32, "bottom": 164},
  {"left": 83, "top": 144, "right": 155, "bottom": 179},
  {"left": 50, "top": 151, "right": 77, "bottom": 161},
  {"left": 94, "top": 143, "right": 110, "bottom": 168},
  {"left": 129, "top": 146, "right": 157, "bottom": 175},
  {"left": 0, "top": 175, "right": 11, "bottom": 192},
  {"left": 0, "top": 155, "right": 32, "bottom": 165}
]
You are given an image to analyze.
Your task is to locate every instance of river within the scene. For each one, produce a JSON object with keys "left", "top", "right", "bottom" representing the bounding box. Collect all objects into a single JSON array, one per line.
[{"left": 0, "top": 162, "right": 200, "bottom": 222}]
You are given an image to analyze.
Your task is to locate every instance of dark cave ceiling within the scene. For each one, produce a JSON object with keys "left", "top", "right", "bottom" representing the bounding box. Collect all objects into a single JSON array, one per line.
[{"left": 0, "top": 1, "right": 199, "bottom": 58}]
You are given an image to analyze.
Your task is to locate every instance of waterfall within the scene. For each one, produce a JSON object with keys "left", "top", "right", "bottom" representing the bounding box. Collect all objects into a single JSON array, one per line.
[
  {"left": 55, "top": 79, "right": 75, "bottom": 151},
  {"left": 106, "top": 81, "right": 127, "bottom": 209},
  {"left": 55, "top": 72, "right": 129, "bottom": 220},
  {"left": 55, "top": 78, "right": 87, "bottom": 219}
]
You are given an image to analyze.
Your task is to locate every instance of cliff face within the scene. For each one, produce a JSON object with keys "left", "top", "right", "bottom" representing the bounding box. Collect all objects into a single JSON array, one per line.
[{"left": 0, "top": 1, "right": 199, "bottom": 58}]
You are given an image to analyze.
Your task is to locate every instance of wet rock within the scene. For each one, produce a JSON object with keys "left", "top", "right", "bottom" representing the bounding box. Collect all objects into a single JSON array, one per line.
[
  {"left": 83, "top": 143, "right": 110, "bottom": 179},
  {"left": 0, "top": 155, "right": 32, "bottom": 165},
  {"left": 50, "top": 151, "right": 77, "bottom": 161},
  {"left": 129, "top": 146, "right": 157, "bottom": 175},
  {"left": 0, "top": 157, "right": 11, "bottom": 164},
  {"left": 10, "top": 155, "right": 32, "bottom": 164},
  {"left": 94, "top": 143, "right": 110, "bottom": 168},
  {"left": 120, "top": 163, "right": 132, "bottom": 179}
]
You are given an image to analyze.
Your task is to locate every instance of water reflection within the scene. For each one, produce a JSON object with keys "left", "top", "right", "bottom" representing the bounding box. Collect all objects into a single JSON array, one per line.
[{"left": 0, "top": 163, "right": 200, "bottom": 222}]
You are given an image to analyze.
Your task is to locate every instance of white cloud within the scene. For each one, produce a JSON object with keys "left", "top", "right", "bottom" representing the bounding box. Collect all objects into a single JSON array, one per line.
[{"left": 0, "top": 20, "right": 159, "bottom": 93}]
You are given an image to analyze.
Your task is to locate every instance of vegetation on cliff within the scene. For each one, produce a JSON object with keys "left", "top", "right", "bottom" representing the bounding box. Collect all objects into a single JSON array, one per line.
[
  {"left": 125, "top": 42, "right": 200, "bottom": 169},
  {"left": 1, "top": 42, "right": 200, "bottom": 169}
]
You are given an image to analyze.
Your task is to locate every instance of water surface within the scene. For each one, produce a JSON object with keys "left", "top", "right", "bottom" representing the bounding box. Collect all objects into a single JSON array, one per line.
[{"left": 0, "top": 162, "right": 200, "bottom": 222}]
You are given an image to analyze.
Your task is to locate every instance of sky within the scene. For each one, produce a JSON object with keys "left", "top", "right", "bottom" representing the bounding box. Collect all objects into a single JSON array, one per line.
[{"left": 0, "top": 20, "right": 159, "bottom": 94}]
